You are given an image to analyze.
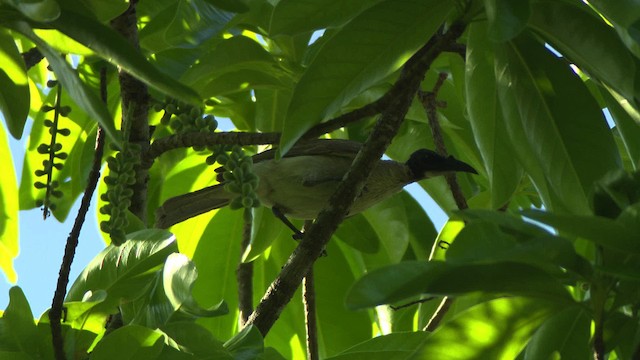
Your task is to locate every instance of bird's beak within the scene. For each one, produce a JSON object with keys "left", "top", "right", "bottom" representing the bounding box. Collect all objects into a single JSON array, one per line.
[{"left": 445, "top": 156, "right": 478, "bottom": 174}]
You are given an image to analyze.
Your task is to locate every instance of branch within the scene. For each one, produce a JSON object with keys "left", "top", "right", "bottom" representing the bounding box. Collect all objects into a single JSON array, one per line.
[
  {"left": 237, "top": 209, "right": 254, "bottom": 327},
  {"left": 245, "top": 22, "right": 467, "bottom": 335},
  {"left": 110, "top": 0, "right": 150, "bottom": 222},
  {"left": 418, "top": 73, "right": 470, "bottom": 332},
  {"left": 142, "top": 132, "right": 280, "bottom": 169},
  {"left": 49, "top": 69, "right": 108, "bottom": 360},
  {"left": 302, "top": 220, "right": 318, "bottom": 360}
]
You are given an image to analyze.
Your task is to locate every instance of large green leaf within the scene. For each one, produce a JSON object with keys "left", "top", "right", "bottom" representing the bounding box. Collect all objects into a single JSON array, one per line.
[
  {"left": 139, "top": 0, "right": 233, "bottom": 53},
  {"left": 268, "top": 0, "right": 384, "bottom": 36},
  {"left": 279, "top": 0, "right": 453, "bottom": 153},
  {"left": 8, "top": 21, "right": 121, "bottom": 144},
  {"left": 3, "top": 0, "right": 60, "bottom": 22},
  {"left": 346, "top": 261, "right": 573, "bottom": 310},
  {"left": 45, "top": 9, "right": 201, "bottom": 105},
  {"left": 523, "top": 209, "right": 640, "bottom": 254},
  {"left": 0, "top": 287, "right": 40, "bottom": 357},
  {"left": 180, "top": 35, "right": 289, "bottom": 98},
  {"left": 528, "top": 1, "right": 637, "bottom": 102},
  {"left": 446, "top": 221, "right": 592, "bottom": 278},
  {"left": 90, "top": 325, "right": 165, "bottom": 360},
  {"left": 483, "top": 0, "right": 530, "bottom": 41},
  {"left": 0, "top": 121, "right": 18, "bottom": 283},
  {"left": 466, "top": 22, "right": 522, "bottom": 209},
  {"left": 587, "top": 0, "right": 640, "bottom": 59},
  {"left": 494, "top": 34, "right": 620, "bottom": 214},
  {"left": 416, "top": 297, "right": 561, "bottom": 359},
  {"left": 330, "top": 297, "right": 561, "bottom": 360},
  {"left": 325, "top": 332, "right": 429, "bottom": 360},
  {"left": 600, "top": 87, "right": 640, "bottom": 171},
  {"left": 66, "top": 230, "right": 178, "bottom": 312},
  {"left": 314, "top": 239, "right": 375, "bottom": 357},
  {"left": 0, "top": 29, "right": 29, "bottom": 139},
  {"left": 163, "top": 253, "right": 228, "bottom": 318},
  {"left": 524, "top": 305, "right": 591, "bottom": 359}
]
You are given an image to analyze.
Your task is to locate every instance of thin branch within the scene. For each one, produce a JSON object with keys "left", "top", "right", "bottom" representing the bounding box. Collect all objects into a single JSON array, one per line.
[
  {"left": 389, "top": 297, "right": 435, "bottom": 311},
  {"left": 143, "top": 97, "right": 388, "bottom": 169},
  {"left": 142, "top": 132, "right": 280, "bottom": 169},
  {"left": 418, "top": 73, "right": 470, "bottom": 332},
  {"left": 302, "top": 220, "right": 319, "bottom": 360},
  {"left": 110, "top": 0, "right": 150, "bottom": 222},
  {"left": 49, "top": 69, "right": 108, "bottom": 360},
  {"left": 237, "top": 209, "right": 254, "bottom": 327},
  {"left": 245, "top": 22, "right": 467, "bottom": 336}
]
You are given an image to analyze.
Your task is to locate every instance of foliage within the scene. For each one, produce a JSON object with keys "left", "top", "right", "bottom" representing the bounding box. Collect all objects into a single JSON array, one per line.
[{"left": 0, "top": 0, "right": 639, "bottom": 358}]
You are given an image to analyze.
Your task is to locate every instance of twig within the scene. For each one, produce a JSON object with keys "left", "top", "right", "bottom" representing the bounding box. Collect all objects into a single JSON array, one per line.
[
  {"left": 245, "top": 22, "right": 467, "bottom": 336},
  {"left": 142, "top": 132, "right": 280, "bottom": 169},
  {"left": 49, "top": 68, "right": 108, "bottom": 360},
  {"left": 110, "top": 0, "right": 150, "bottom": 222},
  {"left": 389, "top": 297, "right": 435, "bottom": 311},
  {"left": 237, "top": 209, "right": 254, "bottom": 327},
  {"left": 418, "top": 73, "right": 470, "bottom": 332},
  {"left": 302, "top": 220, "right": 319, "bottom": 360},
  {"left": 142, "top": 97, "right": 389, "bottom": 169}
]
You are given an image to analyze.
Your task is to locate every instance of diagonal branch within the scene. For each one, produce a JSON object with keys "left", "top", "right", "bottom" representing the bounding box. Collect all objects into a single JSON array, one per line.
[{"left": 245, "top": 22, "right": 467, "bottom": 335}]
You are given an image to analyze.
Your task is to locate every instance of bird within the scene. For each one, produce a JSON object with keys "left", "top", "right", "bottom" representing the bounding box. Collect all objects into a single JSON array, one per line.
[{"left": 155, "top": 139, "right": 477, "bottom": 231}]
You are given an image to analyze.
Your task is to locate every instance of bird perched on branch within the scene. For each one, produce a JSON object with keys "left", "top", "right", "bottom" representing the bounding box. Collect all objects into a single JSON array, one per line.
[{"left": 155, "top": 139, "right": 477, "bottom": 232}]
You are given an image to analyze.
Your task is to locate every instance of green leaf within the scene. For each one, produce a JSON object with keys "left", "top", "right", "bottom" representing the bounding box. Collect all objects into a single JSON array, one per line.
[
  {"left": 466, "top": 22, "right": 522, "bottom": 208},
  {"left": 483, "top": 0, "right": 530, "bottom": 41},
  {"left": 416, "top": 297, "right": 561, "bottom": 359},
  {"left": 9, "top": 21, "right": 121, "bottom": 145},
  {"left": 587, "top": 0, "right": 640, "bottom": 59},
  {"left": 0, "top": 121, "right": 18, "bottom": 283},
  {"left": 446, "top": 221, "right": 592, "bottom": 278},
  {"left": 346, "top": 261, "right": 573, "bottom": 310},
  {"left": 180, "top": 35, "right": 288, "bottom": 98},
  {"left": 224, "top": 325, "right": 264, "bottom": 360},
  {"left": 66, "top": 230, "right": 178, "bottom": 312},
  {"left": 279, "top": 0, "right": 453, "bottom": 153},
  {"left": 203, "top": 0, "right": 248, "bottom": 13},
  {"left": 0, "top": 287, "right": 38, "bottom": 356},
  {"left": 139, "top": 0, "right": 233, "bottom": 53},
  {"left": 524, "top": 305, "right": 591, "bottom": 359},
  {"left": 599, "top": 87, "right": 640, "bottom": 171},
  {"left": 523, "top": 209, "right": 640, "bottom": 254},
  {"left": 494, "top": 34, "right": 620, "bottom": 214},
  {"left": 528, "top": 1, "right": 637, "bottom": 102},
  {"left": 314, "top": 240, "right": 374, "bottom": 357},
  {"left": 160, "top": 322, "right": 231, "bottom": 359},
  {"left": 0, "top": 29, "right": 29, "bottom": 139},
  {"left": 268, "top": 0, "right": 384, "bottom": 36},
  {"left": 46, "top": 9, "right": 201, "bottom": 105},
  {"left": 4, "top": 0, "right": 60, "bottom": 21},
  {"left": 163, "top": 253, "right": 228, "bottom": 317},
  {"left": 325, "top": 332, "right": 429, "bottom": 360},
  {"left": 58, "top": 0, "right": 129, "bottom": 22},
  {"left": 334, "top": 213, "right": 380, "bottom": 254},
  {"left": 90, "top": 325, "right": 164, "bottom": 360}
]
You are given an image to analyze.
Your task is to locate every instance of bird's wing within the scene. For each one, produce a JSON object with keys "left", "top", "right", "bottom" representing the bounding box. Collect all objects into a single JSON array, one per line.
[{"left": 215, "top": 139, "right": 362, "bottom": 179}]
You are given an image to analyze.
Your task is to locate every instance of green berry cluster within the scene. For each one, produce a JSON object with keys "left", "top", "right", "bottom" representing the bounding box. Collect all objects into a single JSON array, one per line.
[
  {"left": 154, "top": 99, "right": 218, "bottom": 149},
  {"left": 216, "top": 146, "right": 261, "bottom": 211},
  {"left": 34, "top": 79, "right": 71, "bottom": 218},
  {"left": 99, "top": 144, "right": 141, "bottom": 245}
]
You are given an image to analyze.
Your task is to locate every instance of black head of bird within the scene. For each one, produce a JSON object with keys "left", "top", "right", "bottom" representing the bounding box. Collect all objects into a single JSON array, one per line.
[{"left": 406, "top": 149, "right": 478, "bottom": 180}]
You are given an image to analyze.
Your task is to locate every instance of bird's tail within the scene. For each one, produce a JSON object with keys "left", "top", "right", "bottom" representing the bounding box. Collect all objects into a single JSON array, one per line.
[{"left": 155, "top": 184, "right": 232, "bottom": 228}]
